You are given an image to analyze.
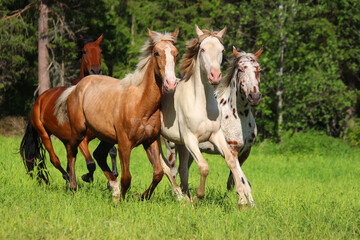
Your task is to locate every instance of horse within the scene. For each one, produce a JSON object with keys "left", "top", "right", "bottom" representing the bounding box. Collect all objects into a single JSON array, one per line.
[
  {"left": 20, "top": 35, "right": 118, "bottom": 190},
  {"left": 54, "top": 28, "right": 179, "bottom": 199},
  {"left": 163, "top": 46, "right": 263, "bottom": 192},
  {"left": 159, "top": 25, "right": 255, "bottom": 209}
]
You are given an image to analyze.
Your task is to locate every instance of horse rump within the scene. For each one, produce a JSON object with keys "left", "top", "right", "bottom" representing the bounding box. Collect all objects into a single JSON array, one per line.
[{"left": 19, "top": 120, "right": 49, "bottom": 184}]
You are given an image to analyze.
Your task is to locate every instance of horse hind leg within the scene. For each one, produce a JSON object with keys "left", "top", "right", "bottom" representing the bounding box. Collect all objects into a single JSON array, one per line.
[
  {"left": 108, "top": 146, "right": 118, "bottom": 177},
  {"left": 78, "top": 137, "right": 96, "bottom": 183},
  {"left": 32, "top": 118, "right": 69, "bottom": 184},
  {"left": 93, "top": 141, "right": 119, "bottom": 198},
  {"left": 141, "top": 140, "right": 164, "bottom": 200},
  {"left": 227, "top": 148, "right": 251, "bottom": 191}
]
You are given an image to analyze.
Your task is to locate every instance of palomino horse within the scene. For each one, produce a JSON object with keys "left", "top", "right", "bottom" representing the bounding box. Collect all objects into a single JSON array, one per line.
[
  {"left": 20, "top": 35, "right": 118, "bottom": 189},
  {"left": 159, "top": 25, "right": 255, "bottom": 208},
  {"left": 54, "top": 28, "right": 179, "bottom": 199},
  {"left": 164, "top": 47, "right": 263, "bottom": 191}
]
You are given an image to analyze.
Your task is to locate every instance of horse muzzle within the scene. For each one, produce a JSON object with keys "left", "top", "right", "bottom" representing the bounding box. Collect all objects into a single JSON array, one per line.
[{"left": 247, "top": 91, "right": 262, "bottom": 106}]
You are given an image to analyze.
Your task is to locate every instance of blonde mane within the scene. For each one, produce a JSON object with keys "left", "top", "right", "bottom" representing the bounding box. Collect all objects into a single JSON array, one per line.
[
  {"left": 216, "top": 52, "right": 258, "bottom": 97},
  {"left": 121, "top": 31, "right": 177, "bottom": 86},
  {"left": 180, "top": 30, "right": 224, "bottom": 81}
]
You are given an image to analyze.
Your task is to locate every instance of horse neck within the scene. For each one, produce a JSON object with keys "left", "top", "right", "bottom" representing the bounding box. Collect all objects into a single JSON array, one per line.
[
  {"left": 190, "top": 59, "right": 216, "bottom": 106},
  {"left": 79, "top": 62, "right": 86, "bottom": 79},
  {"left": 72, "top": 62, "right": 86, "bottom": 85},
  {"left": 235, "top": 73, "right": 251, "bottom": 118},
  {"left": 138, "top": 58, "right": 163, "bottom": 113}
]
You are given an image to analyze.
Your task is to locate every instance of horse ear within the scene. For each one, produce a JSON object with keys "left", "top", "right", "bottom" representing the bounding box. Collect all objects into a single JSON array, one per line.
[
  {"left": 95, "top": 35, "right": 103, "bottom": 45},
  {"left": 195, "top": 24, "right": 203, "bottom": 37},
  {"left": 216, "top": 26, "right": 227, "bottom": 39},
  {"left": 254, "top": 47, "right": 263, "bottom": 59},
  {"left": 172, "top": 27, "right": 179, "bottom": 41},
  {"left": 147, "top": 28, "right": 154, "bottom": 39},
  {"left": 233, "top": 46, "right": 241, "bottom": 58}
]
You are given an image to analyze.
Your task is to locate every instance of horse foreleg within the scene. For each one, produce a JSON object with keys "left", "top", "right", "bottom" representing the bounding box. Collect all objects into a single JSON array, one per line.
[
  {"left": 177, "top": 144, "right": 191, "bottom": 198},
  {"left": 108, "top": 146, "right": 118, "bottom": 177},
  {"left": 93, "top": 141, "right": 119, "bottom": 197},
  {"left": 183, "top": 134, "right": 209, "bottom": 199},
  {"left": 164, "top": 138, "right": 178, "bottom": 180},
  {"left": 227, "top": 148, "right": 251, "bottom": 191},
  {"left": 141, "top": 140, "right": 164, "bottom": 200},
  {"left": 210, "top": 131, "right": 254, "bottom": 209},
  {"left": 117, "top": 138, "right": 132, "bottom": 200},
  {"left": 157, "top": 138, "right": 183, "bottom": 199},
  {"left": 78, "top": 136, "right": 96, "bottom": 183}
]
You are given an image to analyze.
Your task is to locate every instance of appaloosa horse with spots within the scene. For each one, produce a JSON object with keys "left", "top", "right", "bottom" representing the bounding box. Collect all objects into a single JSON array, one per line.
[
  {"left": 55, "top": 28, "right": 179, "bottom": 199},
  {"left": 20, "top": 35, "right": 118, "bottom": 189},
  {"left": 164, "top": 47, "right": 263, "bottom": 191},
  {"left": 159, "top": 25, "right": 254, "bottom": 209}
]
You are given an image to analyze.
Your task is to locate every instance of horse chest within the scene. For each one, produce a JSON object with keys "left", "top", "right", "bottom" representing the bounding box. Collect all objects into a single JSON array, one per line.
[{"left": 128, "top": 113, "right": 160, "bottom": 143}]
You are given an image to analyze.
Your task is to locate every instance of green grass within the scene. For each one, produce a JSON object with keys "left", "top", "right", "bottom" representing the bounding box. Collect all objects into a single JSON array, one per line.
[{"left": 0, "top": 132, "right": 359, "bottom": 239}]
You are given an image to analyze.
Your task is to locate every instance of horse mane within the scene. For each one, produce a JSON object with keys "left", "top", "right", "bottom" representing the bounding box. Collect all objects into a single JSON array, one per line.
[
  {"left": 216, "top": 52, "right": 258, "bottom": 98},
  {"left": 121, "top": 31, "right": 177, "bottom": 86},
  {"left": 180, "top": 30, "right": 224, "bottom": 81}
]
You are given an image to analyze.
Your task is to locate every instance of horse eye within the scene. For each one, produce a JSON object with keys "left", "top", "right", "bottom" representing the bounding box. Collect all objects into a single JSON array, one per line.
[
  {"left": 155, "top": 52, "right": 160, "bottom": 56},
  {"left": 201, "top": 48, "right": 205, "bottom": 53},
  {"left": 83, "top": 51, "right": 87, "bottom": 54}
]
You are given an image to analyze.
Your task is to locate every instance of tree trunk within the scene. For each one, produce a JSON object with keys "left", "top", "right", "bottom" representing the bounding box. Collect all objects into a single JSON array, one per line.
[
  {"left": 131, "top": 14, "right": 135, "bottom": 46},
  {"left": 277, "top": 1, "right": 285, "bottom": 141},
  {"left": 38, "top": 0, "right": 50, "bottom": 95}
]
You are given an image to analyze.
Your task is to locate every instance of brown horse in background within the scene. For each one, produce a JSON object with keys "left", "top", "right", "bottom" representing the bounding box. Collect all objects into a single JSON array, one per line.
[
  {"left": 55, "top": 28, "right": 179, "bottom": 199},
  {"left": 20, "top": 35, "right": 118, "bottom": 189}
]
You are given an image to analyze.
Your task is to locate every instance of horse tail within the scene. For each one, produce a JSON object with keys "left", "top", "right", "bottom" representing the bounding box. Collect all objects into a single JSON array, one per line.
[
  {"left": 19, "top": 120, "right": 49, "bottom": 184},
  {"left": 54, "top": 85, "right": 76, "bottom": 125}
]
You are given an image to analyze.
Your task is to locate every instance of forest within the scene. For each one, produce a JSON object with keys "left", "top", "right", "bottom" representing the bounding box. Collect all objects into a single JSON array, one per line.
[{"left": 1, "top": 0, "right": 359, "bottom": 144}]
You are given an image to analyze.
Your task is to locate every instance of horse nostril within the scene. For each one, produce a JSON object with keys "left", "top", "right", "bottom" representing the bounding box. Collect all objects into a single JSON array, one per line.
[
  {"left": 248, "top": 93, "right": 253, "bottom": 99},
  {"left": 90, "top": 69, "right": 95, "bottom": 74},
  {"left": 210, "top": 72, "right": 214, "bottom": 78}
]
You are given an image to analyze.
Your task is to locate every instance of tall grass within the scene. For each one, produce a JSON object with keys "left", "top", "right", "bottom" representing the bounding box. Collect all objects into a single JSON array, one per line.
[{"left": 0, "top": 132, "right": 359, "bottom": 239}]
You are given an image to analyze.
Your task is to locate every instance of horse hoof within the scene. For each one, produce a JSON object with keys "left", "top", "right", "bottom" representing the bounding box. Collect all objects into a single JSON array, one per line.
[
  {"left": 81, "top": 174, "right": 93, "bottom": 183},
  {"left": 113, "top": 197, "right": 121, "bottom": 203},
  {"left": 238, "top": 203, "right": 249, "bottom": 211}
]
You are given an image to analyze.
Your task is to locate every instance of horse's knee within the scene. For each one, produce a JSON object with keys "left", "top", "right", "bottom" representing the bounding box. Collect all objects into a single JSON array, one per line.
[
  {"left": 198, "top": 162, "right": 209, "bottom": 176},
  {"left": 154, "top": 167, "right": 164, "bottom": 183},
  {"left": 121, "top": 173, "right": 132, "bottom": 190}
]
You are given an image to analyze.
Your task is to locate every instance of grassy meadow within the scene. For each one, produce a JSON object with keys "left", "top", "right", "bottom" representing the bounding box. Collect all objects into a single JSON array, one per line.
[{"left": 0, "top": 132, "right": 359, "bottom": 239}]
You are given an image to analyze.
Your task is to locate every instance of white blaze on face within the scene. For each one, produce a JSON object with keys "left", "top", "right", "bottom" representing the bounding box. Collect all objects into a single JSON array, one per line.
[{"left": 164, "top": 46, "right": 177, "bottom": 90}]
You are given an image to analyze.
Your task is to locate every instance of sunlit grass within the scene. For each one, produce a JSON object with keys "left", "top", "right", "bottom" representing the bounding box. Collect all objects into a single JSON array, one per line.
[{"left": 0, "top": 132, "right": 359, "bottom": 239}]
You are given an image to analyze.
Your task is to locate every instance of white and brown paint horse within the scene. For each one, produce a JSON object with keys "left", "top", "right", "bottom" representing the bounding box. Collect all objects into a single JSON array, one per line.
[
  {"left": 159, "top": 25, "right": 254, "bottom": 208},
  {"left": 55, "top": 28, "right": 179, "bottom": 199},
  {"left": 164, "top": 47, "right": 263, "bottom": 191}
]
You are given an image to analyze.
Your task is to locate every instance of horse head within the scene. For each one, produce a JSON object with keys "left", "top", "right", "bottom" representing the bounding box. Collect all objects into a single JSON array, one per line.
[
  {"left": 233, "top": 47, "right": 263, "bottom": 106},
  {"left": 81, "top": 35, "right": 103, "bottom": 76},
  {"left": 196, "top": 25, "right": 226, "bottom": 85},
  {"left": 148, "top": 28, "right": 179, "bottom": 91}
]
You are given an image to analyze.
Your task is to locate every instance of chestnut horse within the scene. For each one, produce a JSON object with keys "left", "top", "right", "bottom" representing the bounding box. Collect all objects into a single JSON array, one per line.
[
  {"left": 159, "top": 25, "right": 254, "bottom": 209},
  {"left": 20, "top": 35, "right": 118, "bottom": 189},
  {"left": 54, "top": 28, "right": 179, "bottom": 199}
]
